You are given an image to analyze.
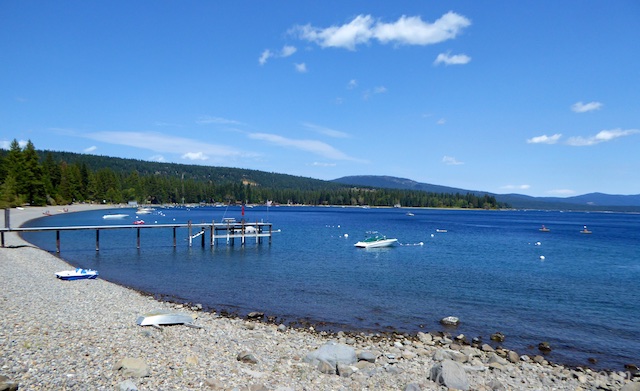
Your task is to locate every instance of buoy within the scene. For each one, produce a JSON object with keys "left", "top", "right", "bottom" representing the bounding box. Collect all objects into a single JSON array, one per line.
[
  {"left": 535, "top": 241, "right": 541, "bottom": 246},
  {"left": 431, "top": 234, "right": 435, "bottom": 237},
  {"left": 540, "top": 255, "right": 545, "bottom": 260},
  {"left": 344, "top": 233, "right": 349, "bottom": 238}
]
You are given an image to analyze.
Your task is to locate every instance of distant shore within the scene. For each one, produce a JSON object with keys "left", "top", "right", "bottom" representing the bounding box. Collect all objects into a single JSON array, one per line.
[{"left": 0, "top": 205, "right": 638, "bottom": 390}]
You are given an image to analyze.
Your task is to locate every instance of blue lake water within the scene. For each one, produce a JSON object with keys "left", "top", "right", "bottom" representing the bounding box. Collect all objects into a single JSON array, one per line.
[{"left": 21, "top": 206, "right": 640, "bottom": 371}]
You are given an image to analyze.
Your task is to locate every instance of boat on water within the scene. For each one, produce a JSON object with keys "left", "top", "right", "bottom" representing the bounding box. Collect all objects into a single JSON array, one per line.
[
  {"left": 133, "top": 220, "right": 145, "bottom": 225},
  {"left": 436, "top": 229, "right": 448, "bottom": 233},
  {"left": 539, "top": 225, "right": 551, "bottom": 232},
  {"left": 580, "top": 225, "right": 592, "bottom": 234},
  {"left": 55, "top": 268, "right": 99, "bottom": 281},
  {"left": 103, "top": 213, "right": 129, "bottom": 220},
  {"left": 136, "top": 207, "right": 154, "bottom": 214},
  {"left": 354, "top": 232, "right": 398, "bottom": 248},
  {"left": 406, "top": 212, "right": 415, "bottom": 216}
]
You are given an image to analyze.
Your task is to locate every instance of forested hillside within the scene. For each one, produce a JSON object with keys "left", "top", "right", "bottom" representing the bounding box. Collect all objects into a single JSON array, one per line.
[{"left": 0, "top": 139, "right": 507, "bottom": 209}]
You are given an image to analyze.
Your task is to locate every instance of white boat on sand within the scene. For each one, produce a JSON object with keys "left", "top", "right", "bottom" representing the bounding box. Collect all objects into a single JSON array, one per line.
[
  {"left": 354, "top": 232, "right": 398, "bottom": 248},
  {"left": 55, "top": 268, "right": 98, "bottom": 280}
]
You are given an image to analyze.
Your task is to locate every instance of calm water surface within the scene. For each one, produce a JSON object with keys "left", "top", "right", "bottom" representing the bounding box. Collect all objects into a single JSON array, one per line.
[{"left": 22, "top": 206, "right": 640, "bottom": 371}]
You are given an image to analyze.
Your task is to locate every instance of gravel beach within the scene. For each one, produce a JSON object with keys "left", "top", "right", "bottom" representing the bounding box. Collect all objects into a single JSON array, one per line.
[{"left": 1, "top": 206, "right": 638, "bottom": 390}]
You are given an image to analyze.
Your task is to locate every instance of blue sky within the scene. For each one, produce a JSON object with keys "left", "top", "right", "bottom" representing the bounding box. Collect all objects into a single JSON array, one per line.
[{"left": 2, "top": 1, "right": 639, "bottom": 197}]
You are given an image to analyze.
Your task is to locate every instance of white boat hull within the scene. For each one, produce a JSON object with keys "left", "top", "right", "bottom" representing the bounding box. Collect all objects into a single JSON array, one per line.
[
  {"left": 354, "top": 238, "right": 398, "bottom": 248},
  {"left": 55, "top": 268, "right": 98, "bottom": 280}
]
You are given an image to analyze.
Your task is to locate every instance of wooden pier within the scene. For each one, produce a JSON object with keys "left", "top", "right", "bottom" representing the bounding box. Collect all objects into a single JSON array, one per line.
[{"left": 0, "top": 219, "right": 273, "bottom": 253}]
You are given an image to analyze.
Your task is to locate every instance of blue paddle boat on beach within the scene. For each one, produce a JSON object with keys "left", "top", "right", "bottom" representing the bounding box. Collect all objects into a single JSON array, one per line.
[{"left": 55, "top": 268, "right": 99, "bottom": 281}]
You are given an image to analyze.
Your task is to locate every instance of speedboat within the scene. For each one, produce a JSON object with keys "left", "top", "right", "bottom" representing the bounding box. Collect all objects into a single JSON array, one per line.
[
  {"left": 55, "top": 268, "right": 99, "bottom": 280},
  {"left": 103, "top": 213, "right": 129, "bottom": 220},
  {"left": 539, "top": 225, "right": 550, "bottom": 232},
  {"left": 580, "top": 225, "right": 592, "bottom": 234},
  {"left": 354, "top": 232, "right": 398, "bottom": 248}
]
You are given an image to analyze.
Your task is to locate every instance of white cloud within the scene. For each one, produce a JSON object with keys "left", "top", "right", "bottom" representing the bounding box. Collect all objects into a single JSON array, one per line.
[
  {"left": 501, "top": 184, "right": 531, "bottom": 191},
  {"left": 259, "top": 49, "right": 273, "bottom": 65},
  {"left": 149, "top": 155, "right": 165, "bottom": 162},
  {"left": 363, "top": 86, "right": 387, "bottom": 100},
  {"left": 302, "top": 122, "right": 350, "bottom": 138},
  {"left": 294, "top": 62, "right": 307, "bottom": 73},
  {"left": 196, "top": 116, "right": 243, "bottom": 125},
  {"left": 442, "top": 156, "right": 463, "bottom": 165},
  {"left": 547, "top": 189, "right": 576, "bottom": 196},
  {"left": 571, "top": 101, "right": 602, "bottom": 113},
  {"left": 281, "top": 45, "right": 297, "bottom": 57},
  {"left": 347, "top": 79, "right": 358, "bottom": 89},
  {"left": 82, "top": 131, "right": 248, "bottom": 159},
  {"left": 182, "top": 152, "right": 209, "bottom": 161},
  {"left": 248, "top": 132, "right": 364, "bottom": 162},
  {"left": 437, "top": 118, "right": 446, "bottom": 125},
  {"left": 84, "top": 146, "right": 97, "bottom": 153},
  {"left": 527, "top": 134, "right": 562, "bottom": 144},
  {"left": 292, "top": 12, "right": 470, "bottom": 50},
  {"left": 433, "top": 52, "right": 471, "bottom": 65},
  {"left": 310, "top": 162, "right": 337, "bottom": 167},
  {"left": 566, "top": 128, "right": 639, "bottom": 146}
]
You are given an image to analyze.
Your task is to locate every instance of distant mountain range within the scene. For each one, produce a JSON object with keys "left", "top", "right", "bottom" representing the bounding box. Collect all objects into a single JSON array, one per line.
[{"left": 332, "top": 175, "right": 640, "bottom": 211}]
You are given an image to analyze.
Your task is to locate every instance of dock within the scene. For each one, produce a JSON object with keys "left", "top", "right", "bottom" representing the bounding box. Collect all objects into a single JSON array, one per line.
[{"left": 0, "top": 219, "right": 273, "bottom": 253}]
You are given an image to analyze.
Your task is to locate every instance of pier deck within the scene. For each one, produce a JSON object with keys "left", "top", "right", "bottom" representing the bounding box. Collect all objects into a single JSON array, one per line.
[{"left": 0, "top": 220, "right": 273, "bottom": 253}]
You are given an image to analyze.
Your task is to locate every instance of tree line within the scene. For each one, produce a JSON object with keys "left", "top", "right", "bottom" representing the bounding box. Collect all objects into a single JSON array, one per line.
[{"left": 0, "top": 139, "right": 508, "bottom": 209}]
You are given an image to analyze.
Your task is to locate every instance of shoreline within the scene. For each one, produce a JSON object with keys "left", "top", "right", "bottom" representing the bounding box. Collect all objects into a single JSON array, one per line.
[{"left": 1, "top": 206, "right": 638, "bottom": 390}]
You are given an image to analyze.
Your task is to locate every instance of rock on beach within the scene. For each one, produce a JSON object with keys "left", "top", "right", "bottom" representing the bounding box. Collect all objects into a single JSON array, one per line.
[{"left": 1, "top": 205, "right": 639, "bottom": 390}]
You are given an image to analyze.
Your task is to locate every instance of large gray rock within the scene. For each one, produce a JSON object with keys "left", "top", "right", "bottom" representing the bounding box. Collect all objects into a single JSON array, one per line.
[
  {"left": 304, "top": 341, "right": 357, "bottom": 369},
  {"left": 430, "top": 359, "right": 470, "bottom": 390}
]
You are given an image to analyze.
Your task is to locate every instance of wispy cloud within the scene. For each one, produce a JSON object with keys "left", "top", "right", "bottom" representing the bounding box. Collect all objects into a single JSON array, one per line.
[
  {"left": 259, "top": 49, "right": 273, "bottom": 65},
  {"left": 566, "top": 129, "right": 639, "bottom": 146},
  {"left": 281, "top": 45, "right": 297, "bottom": 57},
  {"left": 259, "top": 45, "right": 298, "bottom": 65},
  {"left": 84, "top": 146, "right": 97, "bottom": 153},
  {"left": 291, "top": 12, "right": 471, "bottom": 51},
  {"left": 433, "top": 52, "right": 471, "bottom": 66},
  {"left": 347, "top": 79, "right": 358, "bottom": 89},
  {"left": 310, "top": 162, "right": 337, "bottom": 167},
  {"left": 547, "top": 189, "right": 576, "bottom": 196},
  {"left": 571, "top": 101, "right": 602, "bottom": 113},
  {"left": 527, "top": 134, "right": 562, "bottom": 144},
  {"left": 196, "top": 116, "right": 243, "bottom": 125},
  {"left": 442, "top": 156, "right": 463, "bottom": 165},
  {"left": 302, "top": 122, "right": 350, "bottom": 138},
  {"left": 437, "top": 118, "right": 446, "bottom": 125},
  {"left": 294, "top": 62, "right": 307, "bottom": 73},
  {"left": 501, "top": 184, "right": 531, "bottom": 191},
  {"left": 248, "top": 132, "right": 364, "bottom": 162},
  {"left": 363, "top": 86, "right": 387, "bottom": 100},
  {"left": 82, "top": 131, "right": 250, "bottom": 162}
]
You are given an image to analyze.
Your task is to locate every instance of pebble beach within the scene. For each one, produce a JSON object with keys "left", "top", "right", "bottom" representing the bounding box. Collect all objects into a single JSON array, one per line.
[{"left": 1, "top": 206, "right": 638, "bottom": 390}]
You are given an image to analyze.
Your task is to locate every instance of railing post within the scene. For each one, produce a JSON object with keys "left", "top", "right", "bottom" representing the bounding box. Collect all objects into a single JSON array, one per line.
[
  {"left": 4, "top": 208, "right": 10, "bottom": 229},
  {"left": 136, "top": 228, "right": 140, "bottom": 249},
  {"left": 96, "top": 230, "right": 100, "bottom": 251},
  {"left": 56, "top": 230, "right": 60, "bottom": 253}
]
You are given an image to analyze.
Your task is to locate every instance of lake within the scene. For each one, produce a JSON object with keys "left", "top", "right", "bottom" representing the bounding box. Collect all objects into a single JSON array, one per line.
[{"left": 21, "top": 205, "right": 640, "bottom": 371}]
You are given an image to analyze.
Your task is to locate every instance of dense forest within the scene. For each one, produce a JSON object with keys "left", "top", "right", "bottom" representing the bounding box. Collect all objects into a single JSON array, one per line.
[{"left": 0, "top": 139, "right": 508, "bottom": 209}]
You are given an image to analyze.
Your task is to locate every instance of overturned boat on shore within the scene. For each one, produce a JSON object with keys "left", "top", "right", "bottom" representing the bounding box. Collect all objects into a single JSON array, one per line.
[{"left": 136, "top": 310, "right": 200, "bottom": 329}]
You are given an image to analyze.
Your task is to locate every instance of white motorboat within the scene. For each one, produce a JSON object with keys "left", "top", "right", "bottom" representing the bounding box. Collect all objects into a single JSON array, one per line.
[
  {"left": 102, "top": 213, "right": 129, "bottom": 220},
  {"left": 55, "top": 268, "right": 99, "bottom": 280},
  {"left": 354, "top": 232, "right": 398, "bottom": 248}
]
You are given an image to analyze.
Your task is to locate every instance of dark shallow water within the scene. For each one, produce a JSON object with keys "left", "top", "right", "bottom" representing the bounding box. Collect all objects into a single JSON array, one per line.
[{"left": 22, "top": 206, "right": 640, "bottom": 371}]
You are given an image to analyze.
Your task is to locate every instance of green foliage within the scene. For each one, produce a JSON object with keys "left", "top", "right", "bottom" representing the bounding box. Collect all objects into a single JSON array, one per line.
[{"left": 0, "top": 141, "right": 508, "bottom": 209}]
